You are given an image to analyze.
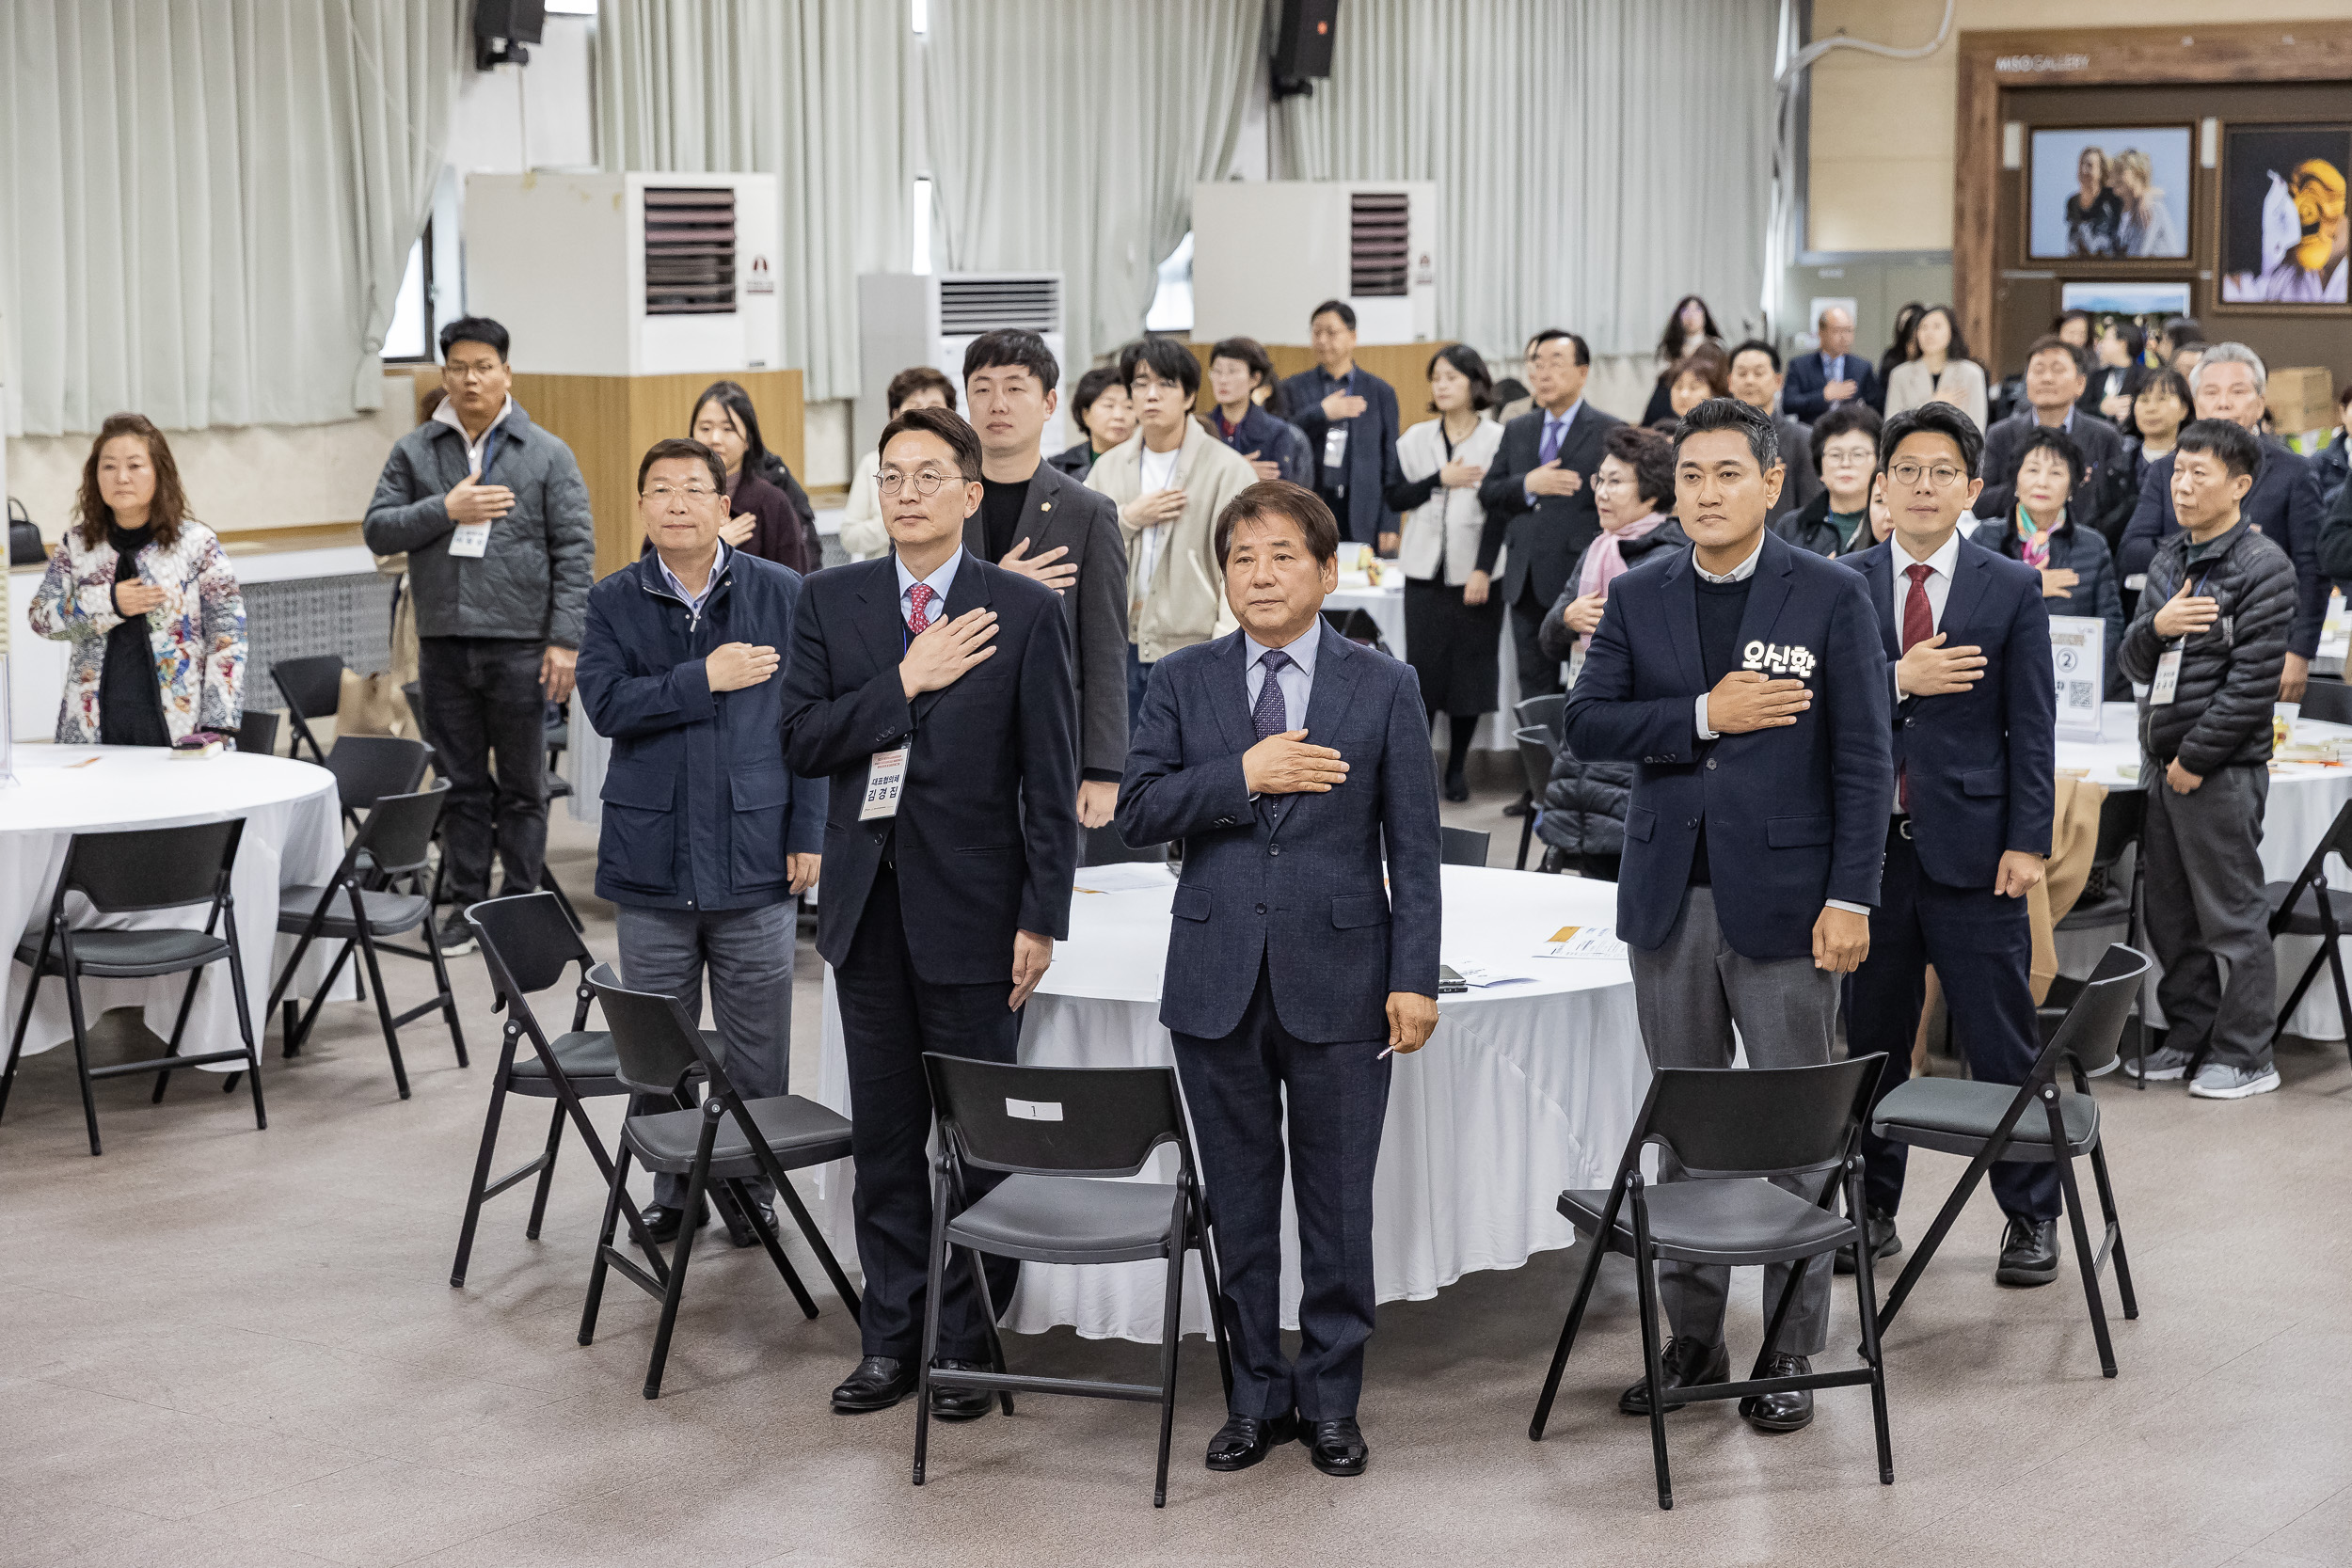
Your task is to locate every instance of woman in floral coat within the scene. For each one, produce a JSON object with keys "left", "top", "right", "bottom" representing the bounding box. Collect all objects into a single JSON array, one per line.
[{"left": 28, "top": 413, "right": 246, "bottom": 745}]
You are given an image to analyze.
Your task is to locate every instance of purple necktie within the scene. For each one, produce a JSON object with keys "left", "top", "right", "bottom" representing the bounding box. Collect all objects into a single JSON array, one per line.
[
  {"left": 1252, "top": 650, "right": 1293, "bottom": 738},
  {"left": 1539, "top": 416, "right": 1565, "bottom": 466}
]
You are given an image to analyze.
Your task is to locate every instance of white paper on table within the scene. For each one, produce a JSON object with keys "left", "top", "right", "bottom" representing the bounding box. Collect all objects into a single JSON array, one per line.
[
  {"left": 1074, "top": 863, "right": 1179, "bottom": 894},
  {"left": 1533, "top": 924, "right": 1628, "bottom": 959},
  {"left": 1447, "top": 962, "right": 1535, "bottom": 988}
]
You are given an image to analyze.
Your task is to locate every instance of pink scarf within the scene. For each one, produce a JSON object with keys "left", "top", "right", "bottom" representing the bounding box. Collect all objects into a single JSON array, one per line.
[{"left": 1579, "top": 512, "right": 1670, "bottom": 601}]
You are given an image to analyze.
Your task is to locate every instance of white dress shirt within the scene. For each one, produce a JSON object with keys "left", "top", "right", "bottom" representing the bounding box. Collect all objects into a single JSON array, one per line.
[
  {"left": 432, "top": 393, "right": 516, "bottom": 477},
  {"left": 894, "top": 546, "right": 964, "bottom": 631}
]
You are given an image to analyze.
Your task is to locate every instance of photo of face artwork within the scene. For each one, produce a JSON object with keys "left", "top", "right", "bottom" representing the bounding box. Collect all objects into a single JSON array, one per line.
[{"left": 2220, "top": 123, "right": 2351, "bottom": 306}]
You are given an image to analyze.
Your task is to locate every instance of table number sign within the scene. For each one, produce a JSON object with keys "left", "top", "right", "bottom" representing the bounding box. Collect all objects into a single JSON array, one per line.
[{"left": 2049, "top": 615, "right": 2106, "bottom": 742}]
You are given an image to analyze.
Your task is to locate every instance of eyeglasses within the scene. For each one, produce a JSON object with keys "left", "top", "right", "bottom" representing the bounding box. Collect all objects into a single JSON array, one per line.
[
  {"left": 1885, "top": 460, "right": 1968, "bottom": 490},
  {"left": 878, "top": 468, "right": 959, "bottom": 498},
  {"left": 445, "top": 361, "right": 502, "bottom": 382},
  {"left": 644, "top": 483, "right": 717, "bottom": 501}
]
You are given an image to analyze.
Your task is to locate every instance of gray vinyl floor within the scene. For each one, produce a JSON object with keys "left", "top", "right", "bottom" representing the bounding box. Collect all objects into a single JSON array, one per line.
[{"left": 3, "top": 783, "right": 2347, "bottom": 1568}]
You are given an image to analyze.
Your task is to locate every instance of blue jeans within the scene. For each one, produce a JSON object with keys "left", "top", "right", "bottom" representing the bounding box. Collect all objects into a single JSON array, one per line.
[{"left": 616, "top": 900, "right": 795, "bottom": 1207}]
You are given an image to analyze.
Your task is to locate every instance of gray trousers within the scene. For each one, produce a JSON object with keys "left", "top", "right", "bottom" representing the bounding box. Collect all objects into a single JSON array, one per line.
[
  {"left": 1629, "top": 885, "right": 1837, "bottom": 1356},
  {"left": 616, "top": 901, "right": 795, "bottom": 1207},
  {"left": 2142, "top": 761, "right": 2275, "bottom": 1073}
]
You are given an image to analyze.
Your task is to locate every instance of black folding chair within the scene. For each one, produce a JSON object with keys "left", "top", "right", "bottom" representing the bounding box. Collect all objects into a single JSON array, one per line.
[
  {"left": 322, "top": 735, "right": 431, "bottom": 833},
  {"left": 234, "top": 709, "right": 281, "bottom": 757},
  {"left": 1439, "top": 825, "right": 1490, "bottom": 867},
  {"left": 2264, "top": 798, "right": 2352, "bottom": 1072},
  {"left": 1867, "top": 944, "right": 2148, "bottom": 1379},
  {"left": 1513, "top": 725, "right": 1555, "bottom": 870},
  {"left": 1319, "top": 606, "right": 1391, "bottom": 657},
  {"left": 272, "top": 655, "right": 346, "bottom": 767},
  {"left": 2296, "top": 675, "right": 2352, "bottom": 725},
  {"left": 450, "top": 894, "right": 714, "bottom": 1288},
  {"left": 261, "top": 786, "right": 467, "bottom": 1098},
  {"left": 4, "top": 820, "right": 264, "bottom": 1155},
  {"left": 580, "top": 964, "right": 860, "bottom": 1400},
  {"left": 916, "top": 1054, "right": 1232, "bottom": 1508},
  {"left": 1514, "top": 692, "right": 1566, "bottom": 746},
  {"left": 1529, "top": 1055, "right": 1891, "bottom": 1511},
  {"left": 1084, "top": 825, "right": 1168, "bottom": 867}
]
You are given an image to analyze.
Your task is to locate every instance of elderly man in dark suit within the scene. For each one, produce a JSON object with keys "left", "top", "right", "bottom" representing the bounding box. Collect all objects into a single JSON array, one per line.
[
  {"left": 1842, "top": 403, "right": 2062, "bottom": 1288},
  {"left": 1118, "top": 480, "right": 1441, "bottom": 1481},
  {"left": 1477, "top": 328, "right": 1625, "bottom": 697},
  {"left": 961, "top": 329, "right": 1131, "bottom": 834},
  {"left": 778, "top": 405, "right": 1080, "bottom": 1422},
  {"left": 1564, "top": 397, "right": 1891, "bottom": 1434},
  {"left": 1783, "top": 306, "right": 1885, "bottom": 425},
  {"left": 1980, "top": 335, "right": 2124, "bottom": 501},
  {"left": 1280, "top": 300, "right": 1404, "bottom": 551}
]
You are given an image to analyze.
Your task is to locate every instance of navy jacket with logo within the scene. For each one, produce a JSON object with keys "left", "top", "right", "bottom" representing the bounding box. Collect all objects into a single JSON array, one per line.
[{"left": 1563, "top": 529, "right": 1891, "bottom": 960}]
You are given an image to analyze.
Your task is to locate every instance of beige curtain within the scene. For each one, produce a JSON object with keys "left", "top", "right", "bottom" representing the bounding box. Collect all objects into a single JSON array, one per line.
[
  {"left": 596, "top": 0, "right": 911, "bottom": 403},
  {"left": 0, "top": 0, "right": 462, "bottom": 434},
  {"left": 1271, "top": 0, "right": 1777, "bottom": 363},
  {"left": 923, "top": 0, "right": 1263, "bottom": 375}
]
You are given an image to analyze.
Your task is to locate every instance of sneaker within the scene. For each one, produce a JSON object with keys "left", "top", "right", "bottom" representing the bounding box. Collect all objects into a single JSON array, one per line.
[
  {"left": 2121, "top": 1045, "right": 2192, "bottom": 1082},
  {"left": 434, "top": 911, "right": 478, "bottom": 957},
  {"left": 2186, "top": 1062, "right": 2280, "bottom": 1100}
]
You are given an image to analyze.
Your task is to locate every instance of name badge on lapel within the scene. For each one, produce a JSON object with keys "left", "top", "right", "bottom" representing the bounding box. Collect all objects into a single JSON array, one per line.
[
  {"left": 1323, "top": 427, "right": 1349, "bottom": 469},
  {"left": 447, "top": 522, "right": 491, "bottom": 559},
  {"left": 2150, "top": 647, "right": 2183, "bottom": 705},
  {"left": 861, "top": 747, "right": 908, "bottom": 820}
]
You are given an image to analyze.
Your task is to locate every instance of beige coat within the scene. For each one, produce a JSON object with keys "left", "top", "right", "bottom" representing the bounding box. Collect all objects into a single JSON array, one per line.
[
  {"left": 1885, "top": 356, "right": 1990, "bottom": 432},
  {"left": 1087, "top": 420, "right": 1254, "bottom": 663}
]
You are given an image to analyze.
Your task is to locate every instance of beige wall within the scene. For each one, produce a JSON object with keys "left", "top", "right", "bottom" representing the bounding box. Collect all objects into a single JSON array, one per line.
[{"left": 1807, "top": 0, "right": 2344, "bottom": 253}]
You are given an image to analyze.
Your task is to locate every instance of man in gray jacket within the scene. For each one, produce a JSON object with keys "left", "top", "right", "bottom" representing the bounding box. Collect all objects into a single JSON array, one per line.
[{"left": 363, "top": 316, "right": 595, "bottom": 952}]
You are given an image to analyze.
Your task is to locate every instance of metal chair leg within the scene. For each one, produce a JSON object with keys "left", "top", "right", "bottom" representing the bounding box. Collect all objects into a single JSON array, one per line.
[
  {"left": 1530, "top": 1208, "right": 1613, "bottom": 1440},
  {"left": 2052, "top": 1124, "right": 2118, "bottom": 1379},
  {"left": 150, "top": 966, "right": 205, "bottom": 1103},
  {"left": 1629, "top": 1180, "right": 1673, "bottom": 1511},
  {"left": 642, "top": 1130, "right": 717, "bottom": 1401},
  {"left": 1152, "top": 1199, "right": 1187, "bottom": 1509},
  {"left": 222, "top": 924, "right": 265, "bottom": 1132},
  {"left": 1849, "top": 1162, "right": 1894, "bottom": 1484},
  {"left": 354, "top": 926, "right": 410, "bottom": 1100},
  {"left": 2087, "top": 1137, "right": 2137, "bottom": 1320},
  {"left": 914, "top": 1159, "right": 953, "bottom": 1487},
  {"left": 525, "top": 1101, "right": 564, "bottom": 1240},
  {"left": 452, "top": 1031, "right": 519, "bottom": 1288},
  {"left": 579, "top": 1145, "right": 633, "bottom": 1346},
  {"left": 966, "top": 1238, "right": 1015, "bottom": 1418},
  {"left": 59, "top": 964, "right": 103, "bottom": 1156}
]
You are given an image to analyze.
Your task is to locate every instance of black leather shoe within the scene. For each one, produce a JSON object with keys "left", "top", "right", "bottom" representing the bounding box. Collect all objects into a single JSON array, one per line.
[
  {"left": 1204, "top": 1410, "right": 1298, "bottom": 1472},
  {"left": 1740, "top": 1353, "right": 1815, "bottom": 1433},
  {"left": 928, "top": 1360, "right": 996, "bottom": 1422},
  {"left": 1834, "top": 1207, "right": 1903, "bottom": 1275},
  {"left": 831, "top": 1355, "right": 917, "bottom": 1414},
  {"left": 722, "top": 1196, "right": 777, "bottom": 1249},
  {"left": 1618, "top": 1337, "right": 1730, "bottom": 1416},
  {"left": 1307, "top": 1416, "right": 1370, "bottom": 1477},
  {"left": 1996, "top": 1216, "right": 2060, "bottom": 1287},
  {"left": 1442, "top": 771, "right": 1470, "bottom": 803},
  {"left": 639, "top": 1199, "right": 707, "bottom": 1244}
]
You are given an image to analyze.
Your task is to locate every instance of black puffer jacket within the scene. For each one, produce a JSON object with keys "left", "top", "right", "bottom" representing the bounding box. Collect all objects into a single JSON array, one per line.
[
  {"left": 1772, "top": 489, "right": 1871, "bottom": 558},
  {"left": 2117, "top": 517, "right": 2295, "bottom": 773}
]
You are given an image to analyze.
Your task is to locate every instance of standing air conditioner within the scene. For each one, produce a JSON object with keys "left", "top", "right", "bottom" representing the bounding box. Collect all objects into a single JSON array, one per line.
[
  {"left": 463, "top": 172, "right": 781, "bottom": 376},
  {"left": 856, "top": 273, "right": 1067, "bottom": 465},
  {"left": 1190, "top": 181, "right": 1437, "bottom": 346}
]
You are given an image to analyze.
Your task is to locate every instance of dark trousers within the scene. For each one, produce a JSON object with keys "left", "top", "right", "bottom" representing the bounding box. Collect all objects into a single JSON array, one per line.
[
  {"left": 416, "top": 636, "right": 548, "bottom": 906},
  {"left": 1509, "top": 585, "right": 1563, "bottom": 698},
  {"left": 1126, "top": 642, "right": 1155, "bottom": 729},
  {"left": 1173, "top": 960, "right": 1391, "bottom": 1422},
  {"left": 616, "top": 901, "right": 794, "bottom": 1208},
  {"left": 1852, "top": 824, "right": 2059, "bottom": 1223},
  {"left": 832, "top": 863, "right": 1023, "bottom": 1360},
  {"left": 2142, "top": 761, "right": 2275, "bottom": 1073}
]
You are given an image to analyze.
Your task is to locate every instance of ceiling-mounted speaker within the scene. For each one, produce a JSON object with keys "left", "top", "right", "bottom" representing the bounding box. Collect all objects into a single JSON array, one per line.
[
  {"left": 1271, "top": 0, "right": 1340, "bottom": 98},
  {"left": 474, "top": 0, "right": 546, "bottom": 70}
]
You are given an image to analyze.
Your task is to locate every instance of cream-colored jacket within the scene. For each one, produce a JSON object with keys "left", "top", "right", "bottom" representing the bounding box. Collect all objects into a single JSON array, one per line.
[{"left": 1086, "top": 420, "right": 1253, "bottom": 663}]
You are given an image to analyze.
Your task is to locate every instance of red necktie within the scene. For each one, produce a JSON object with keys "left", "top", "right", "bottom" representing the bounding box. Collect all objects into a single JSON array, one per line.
[
  {"left": 907, "top": 581, "right": 936, "bottom": 636},
  {"left": 1899, "top": 562, "right": 1933, "bottom": 811}
]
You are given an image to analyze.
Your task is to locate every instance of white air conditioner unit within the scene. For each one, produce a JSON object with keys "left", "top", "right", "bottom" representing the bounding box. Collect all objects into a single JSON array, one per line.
[
  {"left": 855, "top": 273, "right": 1068, "bottom": 466},
  {"left": 462, "top": 172, "right": 781, "bottom": 376},
  {"left": 1191, "top": 181, "right": 1437, "bottom": 346}
]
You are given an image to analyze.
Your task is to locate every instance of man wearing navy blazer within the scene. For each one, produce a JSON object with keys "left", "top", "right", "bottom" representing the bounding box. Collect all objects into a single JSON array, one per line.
[
  {"left": 1477, "top": 329, "right": 1624, "bottom": 697},
  {"left": 1279, "top": 300, "right": 1404, "bottom": 550},
  {"left": 1563, "top": 397, "right": 1891, "bottom": 1433},
  {"left": 1118, "top": 480, "right": 1440, "bottom": 1480},
  {"left": 1784, "top": 306, "right": 1886, "bottom": 426},
  {"left": 778, "top": 406, "right": 1080, "bottom": 1422},
  {"left": 1841, "top": 402, "right": 2061, "bottom": 1288}
]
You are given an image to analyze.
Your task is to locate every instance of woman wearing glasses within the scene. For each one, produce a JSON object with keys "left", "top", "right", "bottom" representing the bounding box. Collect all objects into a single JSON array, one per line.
[{"left": 1775, "top": 404, "right": 1885, "bottom": 557}]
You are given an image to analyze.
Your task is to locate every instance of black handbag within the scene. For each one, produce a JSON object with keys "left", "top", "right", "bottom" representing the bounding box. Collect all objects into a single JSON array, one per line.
[{"left": 8, "top": 498, "right": 43, "bottom": 566}]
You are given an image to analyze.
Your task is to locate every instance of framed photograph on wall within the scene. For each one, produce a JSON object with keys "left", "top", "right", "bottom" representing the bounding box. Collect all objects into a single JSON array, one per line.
[
  {"left": 2028, "top": 127, "right": 2193, "bottom": 261},
  {"left": 2058, "top": 281, "right": 2194, "bottom": 350},
  {"left": 2217, "top": 123, "right": 2350, "bottom": 309}
]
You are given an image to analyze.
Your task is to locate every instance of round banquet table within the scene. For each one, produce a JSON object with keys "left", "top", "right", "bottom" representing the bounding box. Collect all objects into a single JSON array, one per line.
[
  {"left": 3, "top": 747, "right": 351, "bottom": 1072},
  {"left": 2054, "top": 702, "right": 2352, "bottom": 1039},
  {"left": 815, "top": 863, "right": 1647, "bottom": 1345},
  {"left": 1326, "top": 580, "right": 1524, "bottom": 751}
]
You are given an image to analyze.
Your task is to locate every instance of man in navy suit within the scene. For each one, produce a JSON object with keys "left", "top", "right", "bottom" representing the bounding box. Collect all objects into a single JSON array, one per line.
[
  {"left": 1840, "top": 403, "right": 2061, "bottom": 1288},
  {"left": 1478, "top": 329, "right": 1625, "bottom": 696},
  {"left": 778, "top": 406, "right": 1080, "bottom": 1421},
  {"left": 1784, "top": 306, "right": 1886, "bottom": 425},
  {"left": 1118, "top": 480, "right": 1441, "bottom": 1480},
  {"left": 1564, "top": 398, "right": 1891, "bottom": 1434},
  {"left": 1279, "top": 300, "right": 1404, "bottom": 550}
]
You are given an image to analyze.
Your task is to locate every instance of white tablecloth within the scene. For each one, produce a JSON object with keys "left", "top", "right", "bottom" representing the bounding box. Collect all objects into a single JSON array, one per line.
[
  {"left": 3, "top": 748, "right": 349, "bottom": 1069},
  {"left": 2052, "top": 703, "right": 2352, "bottom": 1039},
  {"left": 814, "top": 864, "right": 1647, "bottom": 1343},
  {"left": 1327, "top": 580, "right": 1527, "bottom": 751}
]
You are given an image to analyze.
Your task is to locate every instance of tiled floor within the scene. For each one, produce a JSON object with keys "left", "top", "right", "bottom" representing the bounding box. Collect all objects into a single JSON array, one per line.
[{"left": 2, "top": 785, "right": 2346, "bottom": 1567}]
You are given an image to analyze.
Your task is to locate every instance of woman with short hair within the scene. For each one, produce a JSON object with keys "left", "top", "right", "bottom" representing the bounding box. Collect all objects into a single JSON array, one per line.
[
  {"left": 1970, "top": 425, "right": 2124, "bottom": 690},
  {"left": 839, "top": 367, "right": 957, "bottom": 560},
  {"left": 1047, "top": 366, "right": 1134, "bottom": 480},
  {"left": 1201, "top": 337, "right": 1311, "bottom": 485},
  {"left": 1775, "top": 403, "right": 1884, "bottom": 557},
  {"left": 1649, "top": 345, "right": 1730, "bottom": 431},
  {"left": 30, "top": 414, "right": 246, "bottom": 745}
]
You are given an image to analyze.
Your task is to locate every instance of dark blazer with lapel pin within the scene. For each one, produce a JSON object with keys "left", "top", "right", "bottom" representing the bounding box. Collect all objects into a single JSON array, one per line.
[
  {"left": 779, "top": 553, "right": 1079, "bottom": 984},
  {"left": 961, "top": 460, "right": 1131, "bottom": 778},
  {"left": 1783, "top": 352, "right": 1886, "bottom": 424},
  {"left": 1841, "top": 536, "right": 2056, "bottom": 889},
  {"left": 1476, "top": 403, "right": 1627, "bottom": 608},
  {"left": 1563, "top": 529, "right": 1892, "bottom": 960},
  {"left": 1116, "top": 621, "right": 1442, "bottom": 1044}
]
